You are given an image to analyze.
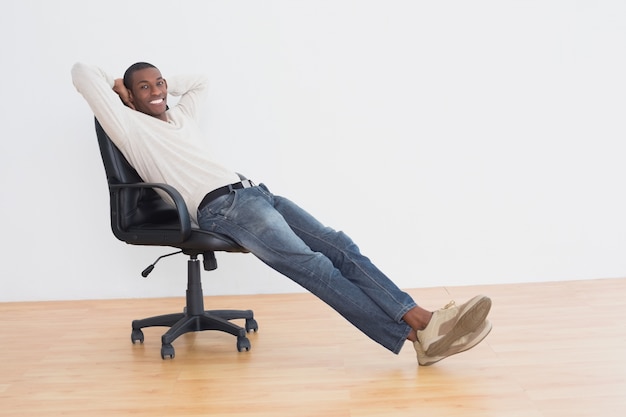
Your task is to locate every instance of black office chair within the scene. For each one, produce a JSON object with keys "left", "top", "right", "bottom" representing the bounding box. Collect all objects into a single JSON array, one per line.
[{"left": 94, "top": 119, "right": 257, "bottom": 359}]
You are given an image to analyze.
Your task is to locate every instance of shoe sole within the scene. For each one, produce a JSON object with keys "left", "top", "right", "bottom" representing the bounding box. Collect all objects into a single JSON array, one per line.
[
  {"left": 425, "top": 295, "right": 492, "bottom": 357},
  {"left": 418, "top": 320, "right": 492, "bottom": 366}
]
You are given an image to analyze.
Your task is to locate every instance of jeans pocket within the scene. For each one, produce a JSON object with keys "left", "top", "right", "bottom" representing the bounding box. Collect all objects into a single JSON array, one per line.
[
  {"left": 258, "top": 182, "right": 271, "bottom": 195},
  {"left": 206, "top": 192, "right": 236, "bottom": 217}
]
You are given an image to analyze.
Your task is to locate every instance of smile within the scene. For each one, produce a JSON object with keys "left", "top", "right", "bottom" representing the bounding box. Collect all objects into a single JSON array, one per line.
[{"left": 150, "top": 98, "right": 164, "bottom": 105}]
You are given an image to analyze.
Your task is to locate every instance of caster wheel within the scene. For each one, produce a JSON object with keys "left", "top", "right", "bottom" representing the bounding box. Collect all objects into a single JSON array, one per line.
[
  {"left": 245, "top": 318, "right": 259, "bottom": 333},
  {"left": 237, "top": 336, "right": 251, "bottom": 352},
  {"left": 131, "top": 329, "right": 144, "bottom": 344},
  {"left": 161, "top": 343, "right": 175, "bottom": 359}
]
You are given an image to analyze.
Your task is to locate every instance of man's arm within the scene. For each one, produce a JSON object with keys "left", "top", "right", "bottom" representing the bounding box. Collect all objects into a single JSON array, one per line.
[
  {"left": 165, "top": 74, "right": 210, "bottom": 122},
  {"left": 71, "top": 62, "right": 136, "bottom": 150}
]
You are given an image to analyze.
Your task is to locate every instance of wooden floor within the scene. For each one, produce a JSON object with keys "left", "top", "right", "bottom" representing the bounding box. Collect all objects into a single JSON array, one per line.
[{"left": 1, "top": 278, "right": 625, "bottom": 417}]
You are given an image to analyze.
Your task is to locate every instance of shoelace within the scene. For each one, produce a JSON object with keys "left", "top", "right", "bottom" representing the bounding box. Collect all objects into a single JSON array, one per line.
[{"left": 417, "top": 300, "right": 457, "bottom": 344}]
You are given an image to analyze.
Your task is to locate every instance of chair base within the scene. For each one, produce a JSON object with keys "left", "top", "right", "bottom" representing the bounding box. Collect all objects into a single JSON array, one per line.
[{"left": 130, "top": 254, "right": 258, "bottom": 359}]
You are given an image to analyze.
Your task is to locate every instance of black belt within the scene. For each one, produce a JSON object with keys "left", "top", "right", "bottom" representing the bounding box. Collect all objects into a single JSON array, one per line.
[{"left": 198, "top": 179, "right": 255, "bottom": 211}]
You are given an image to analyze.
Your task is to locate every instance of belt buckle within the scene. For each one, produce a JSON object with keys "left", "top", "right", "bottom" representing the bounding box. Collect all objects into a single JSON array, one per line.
[{"left": 227, "top": 179, "right": 253, "bottom": 192}]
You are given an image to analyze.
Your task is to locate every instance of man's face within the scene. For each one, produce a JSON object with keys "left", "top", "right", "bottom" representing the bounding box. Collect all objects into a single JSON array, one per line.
[{"left": 128, "top": 67, "right": 168, "bottom": 120}]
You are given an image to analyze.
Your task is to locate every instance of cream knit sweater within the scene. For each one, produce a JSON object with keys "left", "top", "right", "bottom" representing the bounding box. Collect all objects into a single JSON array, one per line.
[{"left": 71, "top": 62, "right": 240, "bottom": 223}]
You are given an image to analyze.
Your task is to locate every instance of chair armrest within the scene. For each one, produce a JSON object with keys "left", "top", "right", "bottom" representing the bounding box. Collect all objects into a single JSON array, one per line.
[{"left": 109, "top": 182, "right": 192, "bottom": 244}]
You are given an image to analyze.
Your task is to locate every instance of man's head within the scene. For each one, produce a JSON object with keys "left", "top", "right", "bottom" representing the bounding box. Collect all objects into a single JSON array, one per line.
[{"left": 123, "top": 62, "right": 168, "bottom": 121}]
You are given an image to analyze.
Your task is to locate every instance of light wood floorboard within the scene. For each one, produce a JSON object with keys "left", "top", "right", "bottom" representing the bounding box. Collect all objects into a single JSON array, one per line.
[{"left": 1, "top": 278, "right": 625, "bottom": 416}]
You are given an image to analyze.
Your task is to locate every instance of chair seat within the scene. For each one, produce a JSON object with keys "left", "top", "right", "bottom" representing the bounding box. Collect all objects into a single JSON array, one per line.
[{"left": 124, "top": 224, "right": 248, "bottom": 252}]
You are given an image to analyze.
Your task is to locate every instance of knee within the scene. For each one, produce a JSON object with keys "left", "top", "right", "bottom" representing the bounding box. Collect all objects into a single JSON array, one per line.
[{"left": 333, "top": 230, "right": 360, "bottom": 252}]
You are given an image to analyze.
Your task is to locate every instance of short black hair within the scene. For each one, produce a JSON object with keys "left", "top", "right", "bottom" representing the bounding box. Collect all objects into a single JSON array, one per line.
[{"left": 123, "top": 62, "right": 158, "bottom": 90}]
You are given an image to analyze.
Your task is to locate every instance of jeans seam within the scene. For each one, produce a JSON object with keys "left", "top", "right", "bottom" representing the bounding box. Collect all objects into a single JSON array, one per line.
[{"left": 290, "top": 223, "right": 415, "bottom": 323}]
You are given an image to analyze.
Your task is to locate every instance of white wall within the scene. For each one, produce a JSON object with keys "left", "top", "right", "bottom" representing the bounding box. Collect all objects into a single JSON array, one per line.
[{"left": 1, "top": 1, "right": 625, "bottom": 302}]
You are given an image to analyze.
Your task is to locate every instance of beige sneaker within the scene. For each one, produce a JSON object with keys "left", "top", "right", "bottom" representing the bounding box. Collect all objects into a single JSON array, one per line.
[
  {"left": 417, "top": 295, "right": 491, "bottom": 357},
  {"left": 414, "top": 319, "right": 492, "bottom": 366}
]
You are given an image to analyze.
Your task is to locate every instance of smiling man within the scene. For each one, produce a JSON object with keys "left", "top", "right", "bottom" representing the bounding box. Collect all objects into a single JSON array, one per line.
[
  {"left": 115, "top": 63, "right": 168, "bottom": 119},
  {"left": 72, "top": 61, "right": 492, "bottom": 366}
]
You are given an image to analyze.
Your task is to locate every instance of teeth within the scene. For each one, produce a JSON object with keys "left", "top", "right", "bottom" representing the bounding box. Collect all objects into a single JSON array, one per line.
[{"left": 150, "top": 99, "right": 163, "bottom": 104}]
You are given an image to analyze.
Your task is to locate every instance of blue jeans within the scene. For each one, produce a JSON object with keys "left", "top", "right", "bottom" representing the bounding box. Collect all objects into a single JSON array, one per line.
[{"left": 197, "top": 184, "right": 415, "bottom": 353}]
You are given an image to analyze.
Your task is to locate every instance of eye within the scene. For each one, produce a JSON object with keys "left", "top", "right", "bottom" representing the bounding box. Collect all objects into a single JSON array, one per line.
[{"left": 156, "top": 80, "right": 164, "bottom": 86}]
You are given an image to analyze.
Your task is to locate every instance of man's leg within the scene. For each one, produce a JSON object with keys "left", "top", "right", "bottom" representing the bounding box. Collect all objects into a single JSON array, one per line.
[
  {"left": 271, "top": 190, "right": 492, "bottom": 361},
  {"left": 198, "top": 186, "right": 412, "bottom": 353},
  {"left": 272, "top": 194, "right": 420, "bottom": 323}
]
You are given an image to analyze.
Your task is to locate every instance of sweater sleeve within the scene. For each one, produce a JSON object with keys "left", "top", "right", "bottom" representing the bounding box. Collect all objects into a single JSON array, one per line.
[
  {"left": 166, "top": 74, "right": 209, "bottom": 122},
  {"left": 71, "top": 62, "right": 135, "bottom": 150}
]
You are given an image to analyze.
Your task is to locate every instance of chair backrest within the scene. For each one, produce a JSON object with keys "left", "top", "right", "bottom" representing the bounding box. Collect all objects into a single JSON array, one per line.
[{"left": 94, "top": 119, "right": 182, "bottom": 239}]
